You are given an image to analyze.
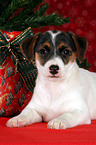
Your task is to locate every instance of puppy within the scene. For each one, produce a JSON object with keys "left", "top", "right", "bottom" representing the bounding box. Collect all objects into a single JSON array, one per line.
[{"left": 6, "top": 31, "right": 96, "bottom": 129}]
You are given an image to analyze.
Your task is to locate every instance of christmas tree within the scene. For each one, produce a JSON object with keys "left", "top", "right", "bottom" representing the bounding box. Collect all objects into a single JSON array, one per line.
[{"left": 0, "top": 0, "right": 70, "bottom": 31}]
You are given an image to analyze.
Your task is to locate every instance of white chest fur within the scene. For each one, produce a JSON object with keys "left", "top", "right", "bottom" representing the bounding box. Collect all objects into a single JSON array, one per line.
[{"left": 29, "top": 62, "right": 95, "bottom": 122}]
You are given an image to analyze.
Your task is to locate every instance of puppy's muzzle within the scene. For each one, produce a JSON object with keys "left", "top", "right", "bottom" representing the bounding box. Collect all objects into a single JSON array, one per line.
[{"left": 49, "top": 65, "right": 59, "bottom": 75}]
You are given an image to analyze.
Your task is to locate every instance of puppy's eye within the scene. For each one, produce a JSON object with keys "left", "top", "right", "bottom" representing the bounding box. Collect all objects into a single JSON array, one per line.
[
  {"left": 39, "top": 48, "right": 48, "bottom": 55},
  {"left": 59, "top": 46, "right": 71, "bottom": 56},
  {"left": 62, "top": 49, "right": 70, "bottom": 56},
  {"left": 39, "top": 45, "right": 50, "bottom": 55}
]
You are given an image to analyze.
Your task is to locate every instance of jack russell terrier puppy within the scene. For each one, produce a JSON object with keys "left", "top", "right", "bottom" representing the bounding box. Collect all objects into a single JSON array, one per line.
[{"left": 6, "top": 31, "right": 96, "bottom": 129}]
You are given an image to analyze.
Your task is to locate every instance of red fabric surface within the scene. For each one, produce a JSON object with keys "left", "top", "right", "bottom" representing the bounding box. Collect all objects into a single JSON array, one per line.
[
  {"left": 0, "top": 117, "right": 96, "bottom": 145},
  {"left": 33, "top": 0, "right": 96, "bottom": 72}
]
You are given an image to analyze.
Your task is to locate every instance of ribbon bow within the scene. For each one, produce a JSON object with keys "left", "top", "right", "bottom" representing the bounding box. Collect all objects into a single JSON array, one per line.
[
  {"left": 0, "top": 27, "right": 37, "bottom": 93},
  {"left": 0, "top": 27, "right": 33, "bottom": 66}
]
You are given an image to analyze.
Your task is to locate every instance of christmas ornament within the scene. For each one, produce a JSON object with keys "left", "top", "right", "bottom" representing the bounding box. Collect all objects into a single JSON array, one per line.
[{"left": 0, "top": 27, "right": 37, "bottom": 116}]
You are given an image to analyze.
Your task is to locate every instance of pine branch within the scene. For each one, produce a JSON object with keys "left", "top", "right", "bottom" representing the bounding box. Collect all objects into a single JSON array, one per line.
[
  {"left": 25, "top": 12, "right": 70, "bottom": 27},
  {"left": 0, "top": 0, "right": 70, "bottom": 31},
  {"left": 35, "top": 3, "right": 49, "bottom": 16},
  {"left": 1, "top": 0, "right": 27, "bottom": 23},
  {"left": 0, "top": 0, "right": 11, "bottom": 14}
]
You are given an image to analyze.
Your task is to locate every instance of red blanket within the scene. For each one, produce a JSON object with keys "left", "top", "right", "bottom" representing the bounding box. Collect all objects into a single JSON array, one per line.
[{"left": 0, "top": 117, "right": 96, "bottom": 145}]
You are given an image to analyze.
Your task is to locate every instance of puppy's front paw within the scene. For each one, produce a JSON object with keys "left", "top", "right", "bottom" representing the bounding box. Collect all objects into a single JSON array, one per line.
[
  {"left": 6, "top": 116, "right": 28, "bottom": 128},
  {"left": 48, "top": 118, "right": 69, "bottom": 129}
]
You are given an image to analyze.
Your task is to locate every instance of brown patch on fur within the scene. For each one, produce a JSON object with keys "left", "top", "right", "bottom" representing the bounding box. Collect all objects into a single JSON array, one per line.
[
  {"left": 35, "top": 52, "right": 43, "bottom": 65},
  {"left": 57, "top": 42, "right": 76, "bottom": 64},
  {"left": 20, "top": 33, "right": 40, "bottom": 60},
  {"left": 36, "top": 45, "right": 42, "bottom": 52},
  {"left": 35, "top": 53, "right": 40, "bottom": 62},
  {"left": 36, "top": 42, "right": 51, "bottom": 52},
  {"left": 71, "top": 35, "right": 80, "bottom": 59},
  {"left": 69, "top": 52, "right": 76, "bottom": 63},
  {"left": 57, "top": 42, "right": 68, "bottom": 49},
  {"left": 57, "top": 42, "right": 72, "bottom": 52},
  {"left": 35, "top": 42, "right": 51, "bottom": 65},
  {"left": 68, "top": 31, "right": 88, "bottom": 61},
  {"left": 63, "top": 52, "right": 76, "bottom": 64},
  {"left": 43, "top": 42, "right": 51, "bottom": 48}
]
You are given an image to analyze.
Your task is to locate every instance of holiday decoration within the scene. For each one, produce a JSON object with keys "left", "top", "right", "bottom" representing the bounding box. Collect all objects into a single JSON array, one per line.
[
  {"left": 0, "top": 0, "right": 70, "bottom": 31},
  {"left": 0, "top": 27, "right": 37, "bottom": 116},
  {"left": 0, "top": 27, "right": 37, "bottom": 92},
  {"left": 0, "top": 54, "right": 32, "bottom": 116}
]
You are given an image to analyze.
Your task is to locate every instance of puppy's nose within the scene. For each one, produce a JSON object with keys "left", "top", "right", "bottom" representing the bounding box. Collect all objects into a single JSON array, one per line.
[{"left": 49, "top": 65, "right": 59, "bottom": 75}]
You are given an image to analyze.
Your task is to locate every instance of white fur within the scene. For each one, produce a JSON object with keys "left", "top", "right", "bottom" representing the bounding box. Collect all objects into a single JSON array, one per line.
[
  {"left": 6, "top": 32, "right": 96, "bottom": 129},
  {"left": 47, "top": 31, "right": 61, "bottom": 55},
  {"left": 47, "top": 31, "right": 61, "bottom": 46}
]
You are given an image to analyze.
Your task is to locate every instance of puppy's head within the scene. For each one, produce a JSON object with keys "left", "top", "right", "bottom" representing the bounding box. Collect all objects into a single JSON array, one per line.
[{"left": 20, "top": 31, "right": 88, "bottom": 80}]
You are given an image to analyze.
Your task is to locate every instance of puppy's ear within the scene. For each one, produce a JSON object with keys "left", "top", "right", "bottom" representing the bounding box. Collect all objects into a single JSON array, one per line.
[
  {"left": 68, "top": 31, "right": 88, "bottom": 61},
  {"left": 20, "top": 33, "right": 41, "bottom": 61}
]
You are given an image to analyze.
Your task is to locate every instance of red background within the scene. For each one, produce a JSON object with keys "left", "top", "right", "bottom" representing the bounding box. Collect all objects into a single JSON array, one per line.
[{"left": 33, "top": 0, "right": 96, "bottom": 72}]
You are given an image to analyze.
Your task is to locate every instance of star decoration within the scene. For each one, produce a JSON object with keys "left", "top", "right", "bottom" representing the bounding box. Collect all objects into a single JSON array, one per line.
[
  {"left": 8, "top": 85, "right": 12, "bottom": 91},
  {"left": 8, "top": 33, "right": 14, "bottom": 39}
]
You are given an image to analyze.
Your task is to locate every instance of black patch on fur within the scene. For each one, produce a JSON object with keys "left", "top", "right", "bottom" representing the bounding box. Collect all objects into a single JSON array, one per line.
[
  {"left": 55, "top": 32, "right": 76, "bottom": 52},
  {"left": 52, "top": 30, "right": 58, "bottom": 34},
  {"left": 35, "top": 31, "right": 76, "bottom": 66},
  {"left": 35, "top": 32, "right": 52, "bottom": 51},
  {"left": 35, "top": 32, "right": 55, "bottom": 66}
]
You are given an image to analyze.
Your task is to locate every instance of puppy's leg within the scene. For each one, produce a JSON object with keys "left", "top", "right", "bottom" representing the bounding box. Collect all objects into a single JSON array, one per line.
[
  {"left": 48, "top": 109, "right": 91, "bottom": 129},
  {"left": 6, "top": 107, "right": 42, "bottom": 128}
]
